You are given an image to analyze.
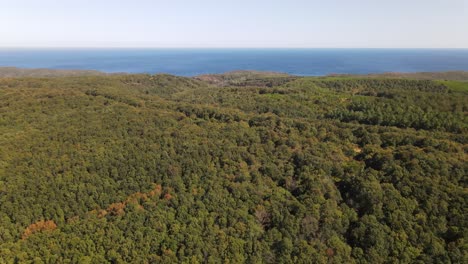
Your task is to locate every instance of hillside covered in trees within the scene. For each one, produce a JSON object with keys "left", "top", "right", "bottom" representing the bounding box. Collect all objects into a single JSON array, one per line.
[{"left": 0, "top": 71, "right": 466, "bottom": 263}]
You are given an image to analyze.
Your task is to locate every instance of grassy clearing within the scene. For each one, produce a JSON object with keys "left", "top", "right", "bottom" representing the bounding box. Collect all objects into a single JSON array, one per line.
[{"left": 437, "top": 80, "right": 468, "bottom": 92}]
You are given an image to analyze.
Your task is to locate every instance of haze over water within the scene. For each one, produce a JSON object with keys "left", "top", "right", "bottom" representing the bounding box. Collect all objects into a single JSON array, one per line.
[{"left": 1, "top": 48, "right": 468, "bottom": 76}]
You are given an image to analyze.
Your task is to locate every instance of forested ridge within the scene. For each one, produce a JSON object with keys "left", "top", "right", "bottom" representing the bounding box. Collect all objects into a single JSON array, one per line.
[{"left": 0, "top": 72, "right": 466, "bottom": 263}]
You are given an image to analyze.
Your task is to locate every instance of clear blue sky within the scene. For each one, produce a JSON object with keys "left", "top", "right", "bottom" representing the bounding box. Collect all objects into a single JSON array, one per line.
[{"left": 1, "top": 0, "right": 467, "bottom": 48}]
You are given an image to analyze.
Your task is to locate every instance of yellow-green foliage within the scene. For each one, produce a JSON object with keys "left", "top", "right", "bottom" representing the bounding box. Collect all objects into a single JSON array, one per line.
[{"left": 437, "top": 80, "right": 468, "bottom": 92}]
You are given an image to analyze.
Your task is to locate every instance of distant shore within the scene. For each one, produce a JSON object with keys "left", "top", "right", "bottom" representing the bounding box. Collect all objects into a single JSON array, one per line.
[{"left": 2, "top": 49, "right": 468, "bottom": 77}]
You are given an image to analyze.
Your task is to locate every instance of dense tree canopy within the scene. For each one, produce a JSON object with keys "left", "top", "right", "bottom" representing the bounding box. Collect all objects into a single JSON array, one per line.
[{"left": 0, "top": 72, "right": 466, "bottom": 263}]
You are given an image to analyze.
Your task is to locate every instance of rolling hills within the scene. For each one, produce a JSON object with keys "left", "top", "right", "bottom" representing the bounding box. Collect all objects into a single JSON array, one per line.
[{"left": 0, "top": 71, "right": 466, "bottom": 263}]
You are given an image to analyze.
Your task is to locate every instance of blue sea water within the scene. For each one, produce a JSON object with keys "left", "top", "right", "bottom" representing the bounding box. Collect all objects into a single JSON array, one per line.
[{"left": 0, "top": 48, "right": 468, "bottom": 76}]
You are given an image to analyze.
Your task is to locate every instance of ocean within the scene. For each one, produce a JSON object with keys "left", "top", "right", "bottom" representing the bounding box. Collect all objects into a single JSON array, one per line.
[{"left": 1, "top": 48, "right": 468, "bottom": 76}]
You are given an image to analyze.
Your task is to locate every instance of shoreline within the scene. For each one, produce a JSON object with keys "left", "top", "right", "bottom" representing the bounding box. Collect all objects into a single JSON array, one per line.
[{"left": 1, "top": 66, "right": 468, "bottom": 81}]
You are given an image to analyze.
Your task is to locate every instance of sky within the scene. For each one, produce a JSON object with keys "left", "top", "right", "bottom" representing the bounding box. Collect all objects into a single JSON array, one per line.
[{"left": 1, "top": 0, "right": 467, "bottom": 48}]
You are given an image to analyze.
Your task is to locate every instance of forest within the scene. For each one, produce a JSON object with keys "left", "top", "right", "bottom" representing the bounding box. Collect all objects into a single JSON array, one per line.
[{"left": 0, "top": 71, "right": 466, "bottom": 263}]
